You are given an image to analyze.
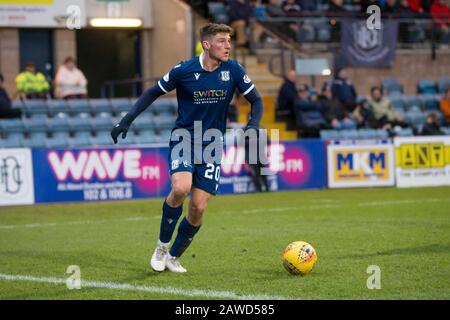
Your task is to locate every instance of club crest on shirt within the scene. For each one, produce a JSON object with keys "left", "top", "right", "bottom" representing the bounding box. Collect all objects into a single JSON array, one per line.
[
  {"left": 221, "top": 71, "right": 230, "bottom": 81},
  {"left": 243, "top": 74, "right": 251, "bottom": 84}
]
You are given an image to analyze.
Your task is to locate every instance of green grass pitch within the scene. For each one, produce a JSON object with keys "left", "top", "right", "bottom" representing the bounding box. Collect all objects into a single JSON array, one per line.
[{"left": 0, "top": 186, "right": 449, "bottom": 300}]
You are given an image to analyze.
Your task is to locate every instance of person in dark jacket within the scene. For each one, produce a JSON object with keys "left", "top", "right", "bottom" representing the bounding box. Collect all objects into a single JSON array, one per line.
[
  {"left": 276, "top": 69, "right": 298, "bottom": 116},
  {"left": 318, "top": 84, "right": 355, "bottom": 129},
  {"left": 0, "top": 73, "right": 22, "bottom": 119},
  {"left": 421, "top": 112, "right": 444, "bottom": 136},
  {"left": 331, "top": 67, "right": 358, "bottom": 113}
]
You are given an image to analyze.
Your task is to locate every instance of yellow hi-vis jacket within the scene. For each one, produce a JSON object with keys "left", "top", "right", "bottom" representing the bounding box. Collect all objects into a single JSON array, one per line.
[{"left": 15, "top": 71, "right": 50, "bottom": 94}]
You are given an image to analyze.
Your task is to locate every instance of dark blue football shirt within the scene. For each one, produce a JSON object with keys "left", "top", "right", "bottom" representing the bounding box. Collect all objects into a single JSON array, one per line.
[{"left": 158, "top": 52, "right": 255, "bottom": 137}]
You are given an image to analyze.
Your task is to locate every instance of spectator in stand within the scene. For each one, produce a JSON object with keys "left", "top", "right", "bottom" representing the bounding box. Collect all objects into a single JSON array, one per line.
[
  {"left": 327, "top": 1, "right": 347, "bottom": 42},
  {"left": 298, "top": 83, "right": 310, "bottom": 102},
  {"left": 368, "top": 86, "right": 406, "bottom": 129},
  {"left": 297, "top": 0, "right": 318, "bottom": 13},
  {"left": 15, "top": 61, "right": 49, "bottom": 100},
  {"left": 383, "top": 0, "right": 400, "bottom": 16},
  {"left": 54, "top": 57, "right": 88, "bottom": 100},
  {"left": 331, "top": 68, "right": 358, "bottom": 113},
  {"left": 359, "top": 0, "right": 380, "bottom": 13},
  {"left": 228, "top": 0, "right": 253, "bottom": 48},
  {"left": 282, "top": 0, "right": 302, "bottom": 15},
  {"left": 318, "top": 84, "right": 356, "bottom": 129},
  {"left": 353, "top": 98, "right": 377, "bottom": 128},
  {"left": 430, "top": 0, "right": 450, "bottom": 46},
  {"left": 421, "top": 112, "right": 444, "bottom": 135},
  {"left": 440, "top": 87, "right": 450, "bottom": 123},
  {"left": 277, "top": 69, "right": 298, "bottom": 117},
  {"left": 398, "top": 0, "right": 415, "bottom": 16},
  {"left": 327, "top": 0, "right": 347, "bottom": 15},
  {"left": 295, "top": 83, "right": 330, "bottom": 136},
  {"left": 420, "top": 0, "right": 434, "bottom": 13},
  {"left": 265, "top": 0, "right": 286, "bottom": 17},
  {"left": 0, "top": 73, "right": 22, "bottom": 119}
]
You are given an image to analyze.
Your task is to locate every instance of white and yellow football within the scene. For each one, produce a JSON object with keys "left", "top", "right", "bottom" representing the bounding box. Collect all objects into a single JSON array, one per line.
[{"left": 281, "top": 241, "right": 318, "bottom": 275}]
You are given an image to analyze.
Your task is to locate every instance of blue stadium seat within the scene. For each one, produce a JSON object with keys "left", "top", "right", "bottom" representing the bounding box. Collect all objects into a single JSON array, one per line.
[
  {"left": 90, "top": 114, "right": 113, "bottom": 131},
  {"left": 120, "top": 131, "right": 138, "bottom": 145},
  {"left": 46, "top": 117, "right": 70, "bottom": 133},
  {"left": 90, "top": 99, "right": 113, "bottom": 115},
  {"left": 155, "top": 130, "right": 172, "bottom": 143},
  {"left": 358, "top": 129, "right": 379, "bottom": 139},
  {"left": 47, "top": 99, "right": 71, "bottom": 117},
  {"left": 46, "top": 135, "right": 69, "bottom": 148},
  {"left": 23, "top": 118, "right": 47, "bottom": 133},
  {"left": 1, "top": 119, "right": 25, "bottom": 134},
  {"left": 340, "top": 129, "right": 359, "bottom": 139},
  {"left": 132, "top": 115, "right": 155, "bottom": 130},
  {"left": 135, "top": 130, "right": 158, "bottom": 144},
  {"left": 402, "top": 96, "right": 423, "bottom": 111},
  {"left": 153, "top": 114, "right": 175, "bottom": 130},
  {"left": 441, "top": 127, "right": 450, "bottom": 135},
  {"left": 375, "top": 129, "right": 389, "bottom": 139},
  {"left": 23, "top": 99, "right": 48, "bottom": 117},
  {"left": 319, "top": 130, "right": 340, "bottom": 140},
  {"left": 3, "top": 133, "right": 23, "bottom": 148},
  {"left": 22, "top": 132, "right": 47, "bottom": 148},
  {"left": 313, "top": 19, "right": 331, "bottom": 41},
  {"left": 90, "top": 132, "right": 114, "bottom": 146},
  {"left": 405, "top": 110, "right": 427, "bottom": 126},
  {"left": 110, "top": 98, "right": 132, "bottom": 114},
  {"left": 382, "top": 79, "right": 403, "bottom": 94},
  {"left": 422, "top": 98, "right": 440, "bottom": 111},
  {"left": 70, "top": 115, "right": 92, "bottom": 132},
  {"left": 395, "top": 128, "right": 414, "bottom": 137},
  {"left": 68, "top": 99, "right": 91, "bottom": 115},
  {"left": 208, "top": 2, "right": 230, "bottom": 24},
  {"left": 437, "top": 78, "right": 450, "bottom": 94},
  {"left": 152, "top": 99, "right": 178, "bottom": 114},
  {"left": 417, "top": 79, "right": 437, "bottom": 94},
  {"left": 11, "top": 100, "right": 25, "bottom": 110}
]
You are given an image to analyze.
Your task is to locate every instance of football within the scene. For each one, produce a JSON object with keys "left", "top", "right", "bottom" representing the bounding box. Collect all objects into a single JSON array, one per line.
[{"left": 281, "top": 241, "right": 318, "bottom": 275}]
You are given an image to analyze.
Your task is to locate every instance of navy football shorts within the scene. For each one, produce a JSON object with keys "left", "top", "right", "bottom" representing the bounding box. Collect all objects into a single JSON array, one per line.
[{"left": 168, "top": 141, "right": 222, "bottom": 195}]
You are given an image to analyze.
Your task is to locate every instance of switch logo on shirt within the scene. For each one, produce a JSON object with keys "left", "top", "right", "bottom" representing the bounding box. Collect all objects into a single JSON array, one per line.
[{"left": 193, "top": 89, "right": 228, "bottom": 105}]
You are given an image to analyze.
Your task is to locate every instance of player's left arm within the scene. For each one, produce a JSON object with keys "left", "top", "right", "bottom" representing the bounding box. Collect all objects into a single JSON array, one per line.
[
  {"left": 243, "top": 88, "right": 263, "bottom": 130},
  {"left": 233, "top": 61, "right": 263, "bottom": 130}
]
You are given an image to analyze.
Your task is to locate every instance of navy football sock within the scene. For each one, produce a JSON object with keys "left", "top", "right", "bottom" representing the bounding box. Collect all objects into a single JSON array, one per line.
[
  {"left": 159, "top": 201, "right": 183, "bottom": 244},
  {"left": 169, "top": 217, "right": 201, "bottom": 258}
]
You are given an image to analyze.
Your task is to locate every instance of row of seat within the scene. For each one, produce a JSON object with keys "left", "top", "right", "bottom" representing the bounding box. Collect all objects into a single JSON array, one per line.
[
  {"left": 383, "top": 78, "right": 450, "bottom": 95},
  {"left": 1, "top": 129, "right": 173, "bottom": 148},
  {"left": 12, "top": 98, "right": 178, "bottom": 119},
  {"left": 320, "top": 127, "right": 450, "bottom": 140},
  {"left": 1, "top": 113, "right": 175, "bottom": 134}
]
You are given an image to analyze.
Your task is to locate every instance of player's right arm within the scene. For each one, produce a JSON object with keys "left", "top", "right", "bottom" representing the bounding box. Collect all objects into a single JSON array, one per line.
[{"left": 111, "top": 63, "right": 182, "bottom": 144}]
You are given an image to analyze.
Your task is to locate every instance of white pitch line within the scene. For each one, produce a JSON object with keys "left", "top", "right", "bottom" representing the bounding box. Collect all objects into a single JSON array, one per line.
[
  {"left": 0, "top": 273, "right": 289, "bottom": 300},
  {"left": 0, "top": 216, "right": 160, "bottom": 230},
  {"left": 1, "top": 198, "right": 447, "bottom": 230}
]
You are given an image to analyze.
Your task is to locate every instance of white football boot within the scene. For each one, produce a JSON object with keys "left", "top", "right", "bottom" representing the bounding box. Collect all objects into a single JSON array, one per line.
[
  {"left": 150, "top": 244, "right": 168, "bottom": 272},
  {"left": 165, "top": 254, "right": 187, "bottom": 273}
]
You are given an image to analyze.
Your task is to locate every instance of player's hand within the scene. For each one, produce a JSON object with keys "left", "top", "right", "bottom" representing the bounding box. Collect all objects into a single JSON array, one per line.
[
  {"left": 111, "top": 114, "right": 132, "bottom": 144},
  {"left": 244, "top": 121, "right": 259, "bottom": 134}
]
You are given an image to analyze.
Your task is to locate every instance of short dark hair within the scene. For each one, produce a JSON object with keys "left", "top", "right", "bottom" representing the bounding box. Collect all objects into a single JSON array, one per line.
[
  {"left": 199, "top": 23, "right": 233, "bottom": 42},
  {"left": 371, "top": 86, "right": 382, "bottom": 95},
  {"left": 64, "top": 56, "right": 75, "bottom": 64}
]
